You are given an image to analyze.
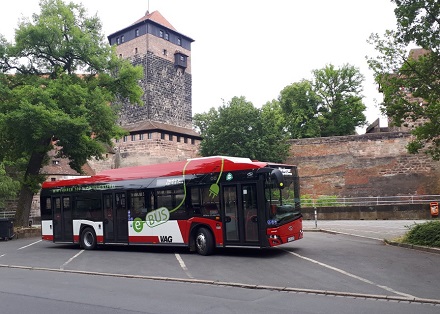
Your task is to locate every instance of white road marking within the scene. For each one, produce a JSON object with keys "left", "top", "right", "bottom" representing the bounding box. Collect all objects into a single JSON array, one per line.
[
  {"left": 60, "top": 250, "right": 84, "bottom": 270},
  {"left": 281, "top": 248, "right": 417, "bottom": 299},
  {"left": 175, "top": 253, "right": 193, "bottom": 278},
  {"left": 18, "top": 240, "right": 42, "bottom": 250}
]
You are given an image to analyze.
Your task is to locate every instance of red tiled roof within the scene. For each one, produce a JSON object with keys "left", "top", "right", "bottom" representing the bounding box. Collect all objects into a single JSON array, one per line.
[
  {"left": 133, "top": 10, "right": 176, "bottom": 31},
  {"left": 41, "top": 150, "right": 96, "bottom": 176}
]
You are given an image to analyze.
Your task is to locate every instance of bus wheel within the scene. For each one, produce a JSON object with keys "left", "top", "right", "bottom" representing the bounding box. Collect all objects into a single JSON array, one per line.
[
  {"left": 80, "top": 227, "right": 97, "bottom": 250},
  {"left": 195, "top": 227, "right": 214, "bottom": 256}
]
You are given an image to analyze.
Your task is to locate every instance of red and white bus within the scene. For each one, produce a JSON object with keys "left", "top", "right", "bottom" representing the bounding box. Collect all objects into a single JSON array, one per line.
[{"left": 40, "top": 156, "right": 303, "bottom": 255}]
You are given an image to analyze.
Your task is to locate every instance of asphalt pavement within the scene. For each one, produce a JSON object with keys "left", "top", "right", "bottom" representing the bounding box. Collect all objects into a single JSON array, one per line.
[{"left": 302, "top": 219, "right": 428, "bottom": 240}]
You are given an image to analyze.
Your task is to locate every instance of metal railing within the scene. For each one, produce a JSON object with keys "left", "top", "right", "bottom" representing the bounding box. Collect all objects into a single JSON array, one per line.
[
  {"left": 0, "top": 210, "right": 16, "bottom": 218},
  {"left": 301, "top": 195, "right": 440, "bottom": 207}
]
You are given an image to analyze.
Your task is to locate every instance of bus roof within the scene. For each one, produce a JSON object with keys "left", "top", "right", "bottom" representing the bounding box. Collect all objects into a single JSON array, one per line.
[{"left": 42, "top": 156, "right": 269, "bottom": 189}]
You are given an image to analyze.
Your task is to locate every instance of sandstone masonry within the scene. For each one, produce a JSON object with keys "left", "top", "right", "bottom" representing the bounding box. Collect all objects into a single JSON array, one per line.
[{"left": 287, "top": 131, "right": 440, "bottom": 197}]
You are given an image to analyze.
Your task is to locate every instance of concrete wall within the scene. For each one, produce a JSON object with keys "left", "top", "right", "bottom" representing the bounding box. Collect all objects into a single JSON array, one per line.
[{"left": 301, "top": 204, "right": 433, "bottom": 220}]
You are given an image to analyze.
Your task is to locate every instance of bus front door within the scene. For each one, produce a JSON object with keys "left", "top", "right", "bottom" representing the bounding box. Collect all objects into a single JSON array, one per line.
[
  {"left": 103, "top": 193, "right": 128, "bottom": 243},
  {"left": 53, "top": 196, "right": 73, "bottom": 243},
  {"left": 222, "top": 184, "right": 259, "bottom": 246}
]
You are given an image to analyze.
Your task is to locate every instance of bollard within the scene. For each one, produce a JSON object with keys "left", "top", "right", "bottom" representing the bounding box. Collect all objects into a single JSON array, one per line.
[{"left": 314, "top": 208, "right": 318, "bottom": 228}]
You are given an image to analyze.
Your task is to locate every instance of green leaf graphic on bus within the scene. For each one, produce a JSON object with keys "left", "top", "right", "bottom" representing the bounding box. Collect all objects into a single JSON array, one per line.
[{"left": 146, "top": 207, "right": 170, "bottom": 228}]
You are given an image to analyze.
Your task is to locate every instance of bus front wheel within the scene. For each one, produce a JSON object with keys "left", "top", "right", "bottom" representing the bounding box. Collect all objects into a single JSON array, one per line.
[
  {"left": 195, "top": 227, "right": 214, "bottom": 256},
  {"left": 80, "top": 227, "right": 97, "bottom": 250}
]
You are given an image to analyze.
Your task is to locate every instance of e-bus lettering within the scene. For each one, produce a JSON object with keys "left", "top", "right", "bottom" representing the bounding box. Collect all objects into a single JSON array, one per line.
[
  {"left": 146, "top": 207, "right": 170, "bottom": 228},
  {"left": 133, "top": 218, "right": 144, "bottom": 233},
  {"left": 160, "top": 236, "right": 173, "bottom": 243}
]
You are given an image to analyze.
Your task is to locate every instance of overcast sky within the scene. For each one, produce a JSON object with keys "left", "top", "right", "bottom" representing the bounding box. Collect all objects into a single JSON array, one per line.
[{"left": 1, "top": 0, "right": 399, "bottom": 133}]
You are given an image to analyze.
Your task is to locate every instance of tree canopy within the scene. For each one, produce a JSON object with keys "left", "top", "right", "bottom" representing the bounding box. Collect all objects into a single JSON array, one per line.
[
  {"left": 193, "top": 96, "right": 290, "bottom": 162},
  {"left": 280, "top": 64, "right": 367, "bottom": 138},
  {"left": 367, "top": 0, "right": 440, "bottom": 159},
  {"left": 279, "top": 80, "right": 321, "bottom": 139},
  {"left": 0, "top": 0, "right": 143, "bottom": 226}
]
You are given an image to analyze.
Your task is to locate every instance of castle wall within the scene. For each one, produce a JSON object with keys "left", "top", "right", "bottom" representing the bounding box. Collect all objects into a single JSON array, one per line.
[
  {"left": 287, "top": 132, "right": 440, "bottom": 197},
  {"left": 88, "top": 131, "right": 200, "bottom": 169}
]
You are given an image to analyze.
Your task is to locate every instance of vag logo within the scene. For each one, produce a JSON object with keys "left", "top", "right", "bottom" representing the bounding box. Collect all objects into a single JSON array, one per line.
[{"left": 160, "top": 236, "right": 173, "bottom": 243}]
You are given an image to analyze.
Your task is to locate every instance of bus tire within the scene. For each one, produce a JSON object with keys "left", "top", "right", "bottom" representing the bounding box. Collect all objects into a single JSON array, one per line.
[
  {"left": 80, "top": 227, "right": 97, "bottom": 250},
  {"left": 195, "top": 227, "right": 214, "bottom": 256}
]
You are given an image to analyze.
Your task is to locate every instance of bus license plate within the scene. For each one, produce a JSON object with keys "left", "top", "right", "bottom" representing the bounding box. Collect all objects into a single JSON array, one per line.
[{"left": 287, "top": 236, "right": 295, "bottom": 242}]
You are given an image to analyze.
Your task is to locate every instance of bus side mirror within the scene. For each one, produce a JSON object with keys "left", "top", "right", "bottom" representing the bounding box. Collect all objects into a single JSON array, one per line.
[
  {"left": 270, "top": 169, "right": 285, "bottom": 189},
  {"left": 257, "top": 168, "right": 285, "bottom": 189}
]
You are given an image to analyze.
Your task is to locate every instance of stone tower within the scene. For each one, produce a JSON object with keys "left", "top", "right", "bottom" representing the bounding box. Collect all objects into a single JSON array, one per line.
[{"left": 101, "top": 10, "right": 201, "bottom": 168}]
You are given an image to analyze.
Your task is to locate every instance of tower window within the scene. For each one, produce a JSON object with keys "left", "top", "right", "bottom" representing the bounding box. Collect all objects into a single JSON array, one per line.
[
  {"left": 163, "top": 49, "right": 167, "bottom": 56},
  {"left": 139, "top": 133, "right": 144, "bottom": 140},
  {"left": 161, "top": 133, "right": 165, "bottom": 140},
  {"left": 159, "top": 30, "right": 163, "bottom": 38},
  {"left": 169, "top": 134, "right": 173, "bottom": 141},
  {"left": 135, "top": 29, "right": 139, "bottom": 37},
  {"left": 165, "top": 33, "right": 169, "bottom": 40},
  {"left": 116, "top": 37, "right": 120, "bottom": 45},
  {"left": 177, "top": 37, "right": 181, "bottom": 46},
  {"left": 148, "top": 132, "right": 152, "bottom": 139},
  {"left": 121, "top": 35, "right": 125, "bottom": 43},
  {"left": 174, "top": 52, "right": 187, "bottom": 69},
  {"left": 131, "top": 134, "right": 136, "bottom": 141},
  {"left": 135, "top": 48, "right": 138, "bottom": 54}
]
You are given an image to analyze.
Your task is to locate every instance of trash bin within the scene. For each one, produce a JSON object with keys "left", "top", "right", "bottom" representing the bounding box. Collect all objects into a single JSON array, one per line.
[
  {"left": 0, "top": 218, "right": 14, "bottom": 240},
  {"left": 430, "top": 202, "right": 439, "bottom": 218}
]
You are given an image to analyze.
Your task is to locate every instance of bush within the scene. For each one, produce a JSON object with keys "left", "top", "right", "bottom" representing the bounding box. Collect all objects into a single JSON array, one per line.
[{"left": 402, "top": 221, "right": 440, "bottom": 247}]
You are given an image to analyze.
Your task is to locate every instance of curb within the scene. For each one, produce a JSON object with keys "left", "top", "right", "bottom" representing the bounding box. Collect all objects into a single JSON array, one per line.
[
  {"left": 1, "top": 263, "right": 440, "bottom": 305},
  {"left": 384, "top": 239, "right": 440, "bottom": 255}
]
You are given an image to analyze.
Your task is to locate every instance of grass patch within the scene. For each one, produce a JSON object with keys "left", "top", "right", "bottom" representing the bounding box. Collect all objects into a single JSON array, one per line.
[{"left": 401, "top": 220, "right": 440, "bottom": 248}]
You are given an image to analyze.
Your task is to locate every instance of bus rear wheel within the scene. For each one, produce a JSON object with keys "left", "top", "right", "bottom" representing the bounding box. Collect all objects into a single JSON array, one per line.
[
  {"left": 195, "top": 227, "right": 214, "bottom": 256},
  {"left": 80, "top": 227, "right": 97, "bottom": 250}
]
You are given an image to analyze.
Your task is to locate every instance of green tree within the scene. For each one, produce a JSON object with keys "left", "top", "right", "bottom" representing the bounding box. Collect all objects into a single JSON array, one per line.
[
  {"left": 0, "top": 0, "right": 143, "bottom": 227},
  {"left": 193, "top": 96, "right": 289, "bottom": 162},
  {"left": 312, "top": 64, "right": 367, "bottom": 137},
  {"left": 279, "top": 80, "right": 321, "bottom": 139},
  {"left": 0, "top": 162, "right": 20, "bottom": 208},
  {"left": 279, "top": 65, "right": 366, "bottom": 138},
  {"left": 367, "top": 0, "right": 440, "bottom": 159},
  {"left": 260, "top": 99, "right": 290, "bottom": 161}
]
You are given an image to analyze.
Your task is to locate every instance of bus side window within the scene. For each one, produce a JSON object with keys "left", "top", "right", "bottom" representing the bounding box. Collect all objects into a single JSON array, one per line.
[
  {"left": 190, "top": 188, "right": 202, "bottom": 215},
  {"left": 201, "top": 186, "right": 219, "bottom": 216}
]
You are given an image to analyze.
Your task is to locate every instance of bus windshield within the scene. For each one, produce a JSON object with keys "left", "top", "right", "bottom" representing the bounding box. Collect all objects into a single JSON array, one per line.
[{"left": 265, "top": 170, "right": 301, "bottom": 226}]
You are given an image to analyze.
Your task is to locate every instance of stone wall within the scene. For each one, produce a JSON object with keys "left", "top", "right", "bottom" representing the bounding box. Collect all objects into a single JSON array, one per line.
[
  {"left": 287, "top": 131, "right": 440, "bottom": 198},
  {"left": 88, "top": 130, "right": 200, "bottom": 169},
  {"left": 115, "top": 36, "right": 193, "bottom": 129}
]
